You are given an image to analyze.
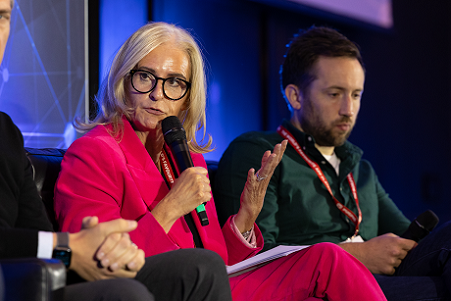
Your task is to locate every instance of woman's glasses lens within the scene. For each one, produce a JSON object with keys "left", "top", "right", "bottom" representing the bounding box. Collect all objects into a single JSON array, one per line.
[{"left": 131, "top": 70, "right": 190, "bottom": 101}]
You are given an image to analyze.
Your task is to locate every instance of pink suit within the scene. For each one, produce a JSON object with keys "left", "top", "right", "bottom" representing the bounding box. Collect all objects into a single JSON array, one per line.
[{"left": 54, "top": 117, "right": 386, "bottom": 301}]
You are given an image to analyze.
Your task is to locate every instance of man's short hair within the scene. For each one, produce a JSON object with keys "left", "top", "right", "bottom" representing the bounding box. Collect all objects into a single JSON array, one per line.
[{"left": 280, "top": 26, "right": 364, "bottom": 98}]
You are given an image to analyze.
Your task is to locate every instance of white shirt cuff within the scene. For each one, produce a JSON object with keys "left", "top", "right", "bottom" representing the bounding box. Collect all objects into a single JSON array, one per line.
[{"left": 37, "top": 231, "right": 54, "bottom": 259}]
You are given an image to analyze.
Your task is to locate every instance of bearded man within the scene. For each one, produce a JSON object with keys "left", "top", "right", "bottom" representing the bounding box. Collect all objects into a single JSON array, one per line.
[{"left": 215, "top": 26, "right": 451, "bottom": 301}]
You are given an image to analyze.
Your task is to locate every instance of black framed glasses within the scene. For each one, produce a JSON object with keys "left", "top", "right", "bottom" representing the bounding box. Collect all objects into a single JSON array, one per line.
[{"left": 129, "top": 69, "right": 191, "bottom": 101}]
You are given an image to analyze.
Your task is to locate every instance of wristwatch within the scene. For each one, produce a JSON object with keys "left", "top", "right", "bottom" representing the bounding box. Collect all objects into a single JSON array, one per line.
[{"left": 52, "top": 232, "right": 72, "bottom": 268}]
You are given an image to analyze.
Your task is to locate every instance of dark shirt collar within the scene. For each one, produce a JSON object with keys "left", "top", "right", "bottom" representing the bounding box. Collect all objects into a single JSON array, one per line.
[
  {"left": 281, "top": 119, "right": 363, "bottom": 169},
  {"left": 282, "top": 119, "right": 315, "bottom": 148}
]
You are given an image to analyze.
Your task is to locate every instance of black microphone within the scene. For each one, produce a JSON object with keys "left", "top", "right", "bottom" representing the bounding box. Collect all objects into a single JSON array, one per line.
[
  {"left": 401, "top": 210, "right": 439, "bottom": 242},
  {"left": 162, "top": 116, "right": 209, "bottom": 226}
]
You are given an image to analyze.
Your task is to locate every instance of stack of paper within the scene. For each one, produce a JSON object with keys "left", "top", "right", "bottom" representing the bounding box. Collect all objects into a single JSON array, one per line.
[{"left": 226, "top": 245, "right": 310, "bottom": 277}]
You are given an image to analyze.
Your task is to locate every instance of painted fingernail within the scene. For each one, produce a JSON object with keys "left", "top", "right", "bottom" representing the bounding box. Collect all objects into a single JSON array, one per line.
[{"left": 97, "top": 252, "right": 105, "bottom": 259}]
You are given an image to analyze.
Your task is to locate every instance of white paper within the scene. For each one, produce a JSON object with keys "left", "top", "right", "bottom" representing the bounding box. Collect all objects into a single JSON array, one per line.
[{"left": 226, "top": 245, "right": 310, "bottom": 276}]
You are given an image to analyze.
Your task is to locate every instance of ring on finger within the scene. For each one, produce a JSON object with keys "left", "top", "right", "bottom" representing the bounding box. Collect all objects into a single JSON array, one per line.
[{"left": 255, "top": 172, "right": 267, "bottom": 182}]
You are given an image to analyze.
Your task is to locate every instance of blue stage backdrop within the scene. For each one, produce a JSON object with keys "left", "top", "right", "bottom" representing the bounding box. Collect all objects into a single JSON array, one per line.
[
  {"left": 99, "top": 0, "right": 148, "bottom": 84},
  {"left": 0, "top": 0, "right": 87, "bottom": 148}
]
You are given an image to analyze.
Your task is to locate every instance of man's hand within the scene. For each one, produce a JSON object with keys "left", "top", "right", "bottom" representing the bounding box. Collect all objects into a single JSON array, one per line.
[
  {"left": 67, "top": 217, "right": 145, "bottom": 281},
  {"left": 339, "top": 233, "right": 417, "bottom": 275},
  {"left": 81, "top": 216, "right": 145, "bottom": 273}
]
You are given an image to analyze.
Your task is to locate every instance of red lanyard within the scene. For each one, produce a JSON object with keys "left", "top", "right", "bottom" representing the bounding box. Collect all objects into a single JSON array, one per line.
[
  {"left": 277, "top": 125, "right": 362, "bottom": 236},
  {"left": 160, "top": 149, "right": 176, "bottom": 187},
  {"left": 159, "top": 148, "right": 203, "bottom": 247}
]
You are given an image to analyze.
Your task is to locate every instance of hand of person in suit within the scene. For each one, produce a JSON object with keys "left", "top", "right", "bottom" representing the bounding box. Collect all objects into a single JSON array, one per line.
[
  {"left": 81, "top": 216, "right": 145, "bottom": 273},
  {"left": 234, "top": 140, "right": 288, "bottom": 234},
  {"left": 60, "top": 217, "right": 145, "bottom": 281}
]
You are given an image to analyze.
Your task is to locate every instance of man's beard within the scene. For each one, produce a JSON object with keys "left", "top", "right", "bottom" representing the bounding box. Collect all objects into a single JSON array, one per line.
[{"left": 300, "top": 97, "right": 355, "bottom": 147}]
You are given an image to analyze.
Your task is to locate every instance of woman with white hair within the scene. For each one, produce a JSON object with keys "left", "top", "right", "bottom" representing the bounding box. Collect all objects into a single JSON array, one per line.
[{"left": 55, "top": 22, "right": 386, "bottom": 301}]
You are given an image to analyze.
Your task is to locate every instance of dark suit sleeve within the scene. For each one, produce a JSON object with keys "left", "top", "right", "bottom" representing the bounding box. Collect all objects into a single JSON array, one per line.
[
  {"left": 0, "top": 112, "right": 53, "bottom": 259},
  {"left": 0, "top": 228, "right": 40, "bottom": 258}
]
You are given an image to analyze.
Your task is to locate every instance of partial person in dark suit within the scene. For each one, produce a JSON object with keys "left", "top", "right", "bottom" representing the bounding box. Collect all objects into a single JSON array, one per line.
[{"left": 0, "top": 0, "right": 232, "bottom": 300}]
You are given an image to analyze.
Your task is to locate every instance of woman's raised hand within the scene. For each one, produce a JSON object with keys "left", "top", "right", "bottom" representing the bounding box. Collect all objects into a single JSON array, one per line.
[
  {"left": 152, "top": 167, "right": 211, "bottom": 233},
  {"left": 234, "top": 140, "right": 288, "bottom": 234}
]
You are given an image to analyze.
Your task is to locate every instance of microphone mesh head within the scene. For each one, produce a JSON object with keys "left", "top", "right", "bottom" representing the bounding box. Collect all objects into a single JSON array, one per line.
[
  {"left": 162, "top": 116, "right": 186, "bottom": 144},
  {"left": 416, "top": 210, "right": 439, "bottom": 232}
]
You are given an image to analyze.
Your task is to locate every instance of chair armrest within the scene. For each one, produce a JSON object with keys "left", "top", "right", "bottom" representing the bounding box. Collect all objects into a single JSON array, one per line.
[{"left": 0, "top": 258, "right": 66, "bottom": 301}]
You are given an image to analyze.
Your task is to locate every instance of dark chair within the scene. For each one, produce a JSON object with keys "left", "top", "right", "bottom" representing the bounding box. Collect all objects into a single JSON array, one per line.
[
  {"left": 25, "top": 147, "right": 66, "bottom": 231},
  {"left": 0, "top": 258, "right": 65, "bottom": 301}
]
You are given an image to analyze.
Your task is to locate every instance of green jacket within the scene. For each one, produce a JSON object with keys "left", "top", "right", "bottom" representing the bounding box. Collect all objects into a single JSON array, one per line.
[{"left": 215, "top": 119, "right": 411, "bottom": 251}]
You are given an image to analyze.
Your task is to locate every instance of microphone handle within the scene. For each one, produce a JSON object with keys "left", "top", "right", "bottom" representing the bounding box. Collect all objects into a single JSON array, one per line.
[
  {"left": 171, "top": 142, "right": 193, "bottom": 171},
  {"left": 170, "top": 141, "right": 209, "bottom": 226}
]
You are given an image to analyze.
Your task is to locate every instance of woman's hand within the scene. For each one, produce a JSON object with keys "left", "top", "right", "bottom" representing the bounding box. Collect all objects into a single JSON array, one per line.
[
  {"left": 152, "top": 167, "right": 211, "bottom": 233},
  {"left": 234, "top": 140, "right": 288, "bottom": 233}
]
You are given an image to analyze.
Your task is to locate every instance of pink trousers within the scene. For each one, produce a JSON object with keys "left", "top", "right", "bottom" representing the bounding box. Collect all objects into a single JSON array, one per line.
[{"left": 229, "top": 242, "right": 386, "bottom": 301}]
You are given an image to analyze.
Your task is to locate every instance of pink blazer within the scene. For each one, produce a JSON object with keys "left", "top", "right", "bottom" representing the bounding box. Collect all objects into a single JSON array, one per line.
[{"left": 54, "top": 117, "right": 263, "bottom": 265}]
